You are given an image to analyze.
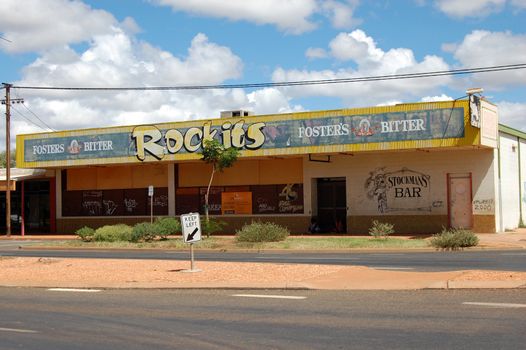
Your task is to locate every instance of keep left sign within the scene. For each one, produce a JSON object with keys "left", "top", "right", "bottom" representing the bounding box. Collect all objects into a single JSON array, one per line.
[{"left": 180, "top": 213, "right": 202, "bottom": 243}]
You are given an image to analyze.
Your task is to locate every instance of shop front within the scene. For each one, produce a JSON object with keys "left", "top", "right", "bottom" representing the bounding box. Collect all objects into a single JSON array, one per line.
[{"left": 13, "top": 98, "right": 509, "bottom": 234}]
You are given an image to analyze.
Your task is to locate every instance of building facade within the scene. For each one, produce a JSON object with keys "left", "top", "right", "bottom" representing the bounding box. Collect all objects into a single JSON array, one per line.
[{"left": 5, "top": 98, "right": 524, "bottom": 234}]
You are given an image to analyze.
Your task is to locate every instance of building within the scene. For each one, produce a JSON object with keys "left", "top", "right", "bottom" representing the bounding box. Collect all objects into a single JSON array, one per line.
[{"left": 4, "top": 97, "right": 525, "bottom": 234}]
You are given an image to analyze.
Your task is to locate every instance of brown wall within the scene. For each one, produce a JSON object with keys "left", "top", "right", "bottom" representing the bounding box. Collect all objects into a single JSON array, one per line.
[
  {"left": 472, "top": 215, "right": 496, "bottom": 233},
  {"left": 179, "top": 158, "right": 303, "bottom": 187},
  {"left": 57, "top": 215, "right": 311, "bottom": 235},
  {"left": 348, "top": 215, "right": 449, "bottom": 235}
]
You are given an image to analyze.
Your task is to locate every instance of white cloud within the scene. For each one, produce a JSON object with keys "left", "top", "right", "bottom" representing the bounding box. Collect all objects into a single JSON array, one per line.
[
  {"left": 511, "top": 0, "right": 526, "bottom": 8},
  {"left": 497, "top": 101, "right": 526, "bottom": 130},
  {"left": 320, "top": 0, "right": 362, "bottom": 29},
  {"left": 153, "top": 0, "right": 361, "bottom": 34},
  {"left": 0, "top": 0, "right": 118, "bottom": 53},
  {"left": 273, "top": 30, "right": 451, "bottom": 106},
  {"left": 434, "top": 0, "right": 506, "bottom": 18},
  {"left": 247, "top": 88, "right": 304, "bottom": 114},
  {"left": 0, "top": 27, "right": 301, "bottom": 152},
  {"left": 451, "top": 30, "right": 526, "bottom": 88},
  {"left": 420, "top": 94, "right": 453, "bottom": 102},
  {"left": 305, "top": 47, "right": 328, "bottom": 59}
]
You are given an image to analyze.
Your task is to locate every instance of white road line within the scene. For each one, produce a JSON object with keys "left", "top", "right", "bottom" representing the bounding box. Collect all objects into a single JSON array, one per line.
[
  {"left": 0, "top": 327, "right": 39, "bottom": 334},
  {"left": 369, "top": 267, "right": 414, "bottom": 270},
  {"left": 232, "top": 294, "right": 307, "bottom": 300},
  {"left": 256, "top": 257, "right": 359, "bottom": 260},
  {"left": 500, "top": 253, "right": 526, "bottom": 256},
  {"left": 463, "top": 302, "right": 526, "bottom": 308},
  {"left": 47, "top": 288, "right": 101, "bottom": 293}
]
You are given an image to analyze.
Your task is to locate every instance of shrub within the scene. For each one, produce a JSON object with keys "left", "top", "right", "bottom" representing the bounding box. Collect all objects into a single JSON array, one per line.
[
  {"left": 131, "top": 222, "right": 158, "bottom": 242},
  {"left": 93, "top": 224, "right": 133, "bottom": 242},
  {"left": 154, "top": 217, "right": 181, "bottom": 239},
  {"left": 201, "top": 218, "right": 226, "bottom": 238},
  {"left": 236, "top": 221, "right": 290, "bottom": 243},
  {"left": 430, "top": 228, "right": 479, "bottom": 250},
  {"left": 368, "top": 220, "right": 394, "bottom": 239},
  {"left": 76, "top": 226, "right": 95, "bottom": 242}
]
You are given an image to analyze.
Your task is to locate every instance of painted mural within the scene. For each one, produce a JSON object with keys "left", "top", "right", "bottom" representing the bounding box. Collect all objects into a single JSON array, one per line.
[
  {"left": 19, "top": 106, "right": 467, "bottom": 167},
  {"left": 365, "top": 167, "right": 432, "bottom": 213}
]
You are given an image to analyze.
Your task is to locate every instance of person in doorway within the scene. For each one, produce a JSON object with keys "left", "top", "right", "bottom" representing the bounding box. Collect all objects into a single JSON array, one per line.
[{"left": 308, "top": 217, "right": 321, "bottom": 234}]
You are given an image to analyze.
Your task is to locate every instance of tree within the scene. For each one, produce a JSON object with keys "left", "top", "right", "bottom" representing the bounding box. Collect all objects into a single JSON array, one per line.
[
  {"left": 199, "top": 139, "right": 239, "bottom": 234},
  {"left": 0, "top": 150, "right": 15, "bottom": 168}
]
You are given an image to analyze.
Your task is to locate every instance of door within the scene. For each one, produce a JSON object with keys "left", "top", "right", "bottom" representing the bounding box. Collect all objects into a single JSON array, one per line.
[
  {"left": 448, "top": 173, "right": 472, "bottom": 229},
  {"left": 317, "top": 178, "right": 347, "bottom": 233}
]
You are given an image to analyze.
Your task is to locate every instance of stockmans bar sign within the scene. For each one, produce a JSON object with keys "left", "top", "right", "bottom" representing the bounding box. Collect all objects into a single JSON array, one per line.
[{"left": 17, "top": 101, "right": 480, "bottom": 168}]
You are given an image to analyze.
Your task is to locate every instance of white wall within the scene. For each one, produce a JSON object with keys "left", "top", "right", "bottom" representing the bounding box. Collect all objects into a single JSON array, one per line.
[
  {"left": 303, "top": 148, "right": 496, "bottom": 219},
  {"left": 520, "top": 139, "right": 526, "bottom": 226},
  {"left": 498, "top": 132, "right": 521, "bottom": 230}
]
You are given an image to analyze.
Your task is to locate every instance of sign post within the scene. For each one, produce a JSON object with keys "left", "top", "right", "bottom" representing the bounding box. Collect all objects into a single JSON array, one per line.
[
  {"left": 148, "top": 185, "right": 154, "bottom": 223},
  {"left": 180, "top": 212, "right": 202, "bottom": 272}
]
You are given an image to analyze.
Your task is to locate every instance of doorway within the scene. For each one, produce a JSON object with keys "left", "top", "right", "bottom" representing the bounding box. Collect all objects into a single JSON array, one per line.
[
  {"left": 447, "top": 173, "right": 473, "bottom": 229},
  {"left": 317, "top": 177, "right": 347, "bottom": 233}
]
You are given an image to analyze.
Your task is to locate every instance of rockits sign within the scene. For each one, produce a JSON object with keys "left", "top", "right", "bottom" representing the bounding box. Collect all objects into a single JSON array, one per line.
[{"left": 132, "top": 120, "right": 266, "bottom": 161}]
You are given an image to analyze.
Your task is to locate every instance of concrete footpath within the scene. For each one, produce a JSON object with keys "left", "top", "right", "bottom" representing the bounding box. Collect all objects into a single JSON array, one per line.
[{"left": 0, "top": 231, "right": 525, "bottom": 291}]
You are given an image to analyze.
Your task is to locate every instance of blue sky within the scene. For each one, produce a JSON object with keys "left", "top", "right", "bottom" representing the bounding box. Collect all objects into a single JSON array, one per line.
[{"left": 1, "top": 0, "right": 526, "bottom": 151}]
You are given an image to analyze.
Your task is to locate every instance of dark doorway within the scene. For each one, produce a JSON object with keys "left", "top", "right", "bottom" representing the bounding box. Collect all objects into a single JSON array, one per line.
[
  {"left": 1, "top": 179, "right": 51, "bottom": 234},
  {"left": 317, "top": 177, "right": 347, "bottom": 233}
]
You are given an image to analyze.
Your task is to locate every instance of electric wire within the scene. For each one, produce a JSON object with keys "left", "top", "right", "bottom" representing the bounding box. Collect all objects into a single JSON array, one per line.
[
  {"left": 10, "top": 63, "right": 526, "bottom": 91},
  {"left": 11, "top": 104, "right": 53, "bottom": 131},
  {"left": 20, "top": 103, "right": 56, "bottom": 131}
]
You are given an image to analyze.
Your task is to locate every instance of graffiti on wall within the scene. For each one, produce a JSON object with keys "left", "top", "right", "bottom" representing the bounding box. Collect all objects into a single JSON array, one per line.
[
  {"left": 473, "top": 199, "right": 494, "bottom": 214},
  {"left": 365, "top": 167, "right": 432, "bottom": 213}
]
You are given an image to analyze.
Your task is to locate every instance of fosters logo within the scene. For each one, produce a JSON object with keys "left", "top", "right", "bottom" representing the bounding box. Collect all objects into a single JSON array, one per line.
[{"left": 132, "top": 120, "right": 266, "bottom": 161}]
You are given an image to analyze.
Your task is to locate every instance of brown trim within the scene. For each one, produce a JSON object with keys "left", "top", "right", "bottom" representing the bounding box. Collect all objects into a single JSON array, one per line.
[{"left": 49, "top": 178, "right": 56, "bottom": 233}]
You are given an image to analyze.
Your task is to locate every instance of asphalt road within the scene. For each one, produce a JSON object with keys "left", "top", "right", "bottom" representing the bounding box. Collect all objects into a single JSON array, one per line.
[
  {"left": 1, "top": 288, "right": 525, "bottom": 349},
  {"left": 1, "top": 245, "right": 526, "bottom": 272}
]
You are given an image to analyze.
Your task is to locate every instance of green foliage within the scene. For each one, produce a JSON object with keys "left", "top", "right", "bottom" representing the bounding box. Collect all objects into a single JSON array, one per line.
[
  {"left": 200, "top": 139, "right": 239, "bottom": 172},
  {"left": 368, "top": 220, "right": 394, "bottom": 239},
  {"left": 131, "top": 222, "right": 158, "bottom": 242},
  {"left": 75, "top": 226, "right": 95, "bottom": 242},
  {"left": 430, "top": 228, "right": 479, "bottom": 250},
  {"left": 154, "top": 217, "right": 181, "bottom": 239},
  {"left": 236, "top": 221, "right": 290, "bottom": 243},
  {"left": 201, "top": 218, "right": 226, "bottom": 238},
  {"left": 93, "top": 224, "right": 133, "bottom": 242},
  {"left": 0, "top": 150, "right": 15, "bottom": 168}
]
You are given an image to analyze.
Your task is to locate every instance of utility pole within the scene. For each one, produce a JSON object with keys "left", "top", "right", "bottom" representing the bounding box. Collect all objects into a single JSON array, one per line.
[{"left": 2, "top": 83, "right": 23, "bottom": 237}]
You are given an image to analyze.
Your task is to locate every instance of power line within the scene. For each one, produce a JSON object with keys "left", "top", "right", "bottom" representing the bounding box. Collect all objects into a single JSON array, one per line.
[
  {"left": 0, "top": 34, "right": 11, "bottom": 43},
  {"left": 10, "top": 63, "right": 526, "bottom": 91},
  {"left": 11, "top": 104, "right": 52, "bottom": 131},
  {"left": 20, "top": 102, "right": 56, "bottom": 131}
]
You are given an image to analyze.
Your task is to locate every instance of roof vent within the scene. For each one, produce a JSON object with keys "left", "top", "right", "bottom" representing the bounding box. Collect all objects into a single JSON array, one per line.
[{"left": 220, "top": 110, "right": 254, "bottom": 118}]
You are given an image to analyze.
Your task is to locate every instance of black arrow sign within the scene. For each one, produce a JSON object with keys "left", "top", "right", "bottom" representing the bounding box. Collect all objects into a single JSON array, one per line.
[{"left": 187, "top": 227, "right": 199, "bottom": 241}]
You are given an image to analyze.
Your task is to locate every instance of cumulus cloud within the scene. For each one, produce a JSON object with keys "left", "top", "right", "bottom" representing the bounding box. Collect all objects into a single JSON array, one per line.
[
  {"left": 420, "top": 94, "right": 453, "bottom": 102},
  {"left": 153, "top": 0, "right": 360, "bottom": 34},
  {"left": 305, "top": 47, "right": 328, "bottom": 59},
  {"left": 1, "top": 27, "right": 299, "bottom": 151},
  {"left": 0, "top": 0, "right": 118, "bottom": 53},
  {"left": 273, "top": 30, "right": 451, "bottom": 106},
  {"left": 450, "top": 30, "right": 526, "bottom": 88},
  {"left": 434, "top": 0, "right": 506, "bottom": 18},
  {"left": 497, "top": 101, "right": 526, "bottom": 130}
]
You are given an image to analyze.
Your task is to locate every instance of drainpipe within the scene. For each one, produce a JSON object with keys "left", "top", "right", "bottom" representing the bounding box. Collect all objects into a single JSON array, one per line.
[
  {"left": 498, "top": 133, "right": 504, "bottom": 232},
  {"left": 518, "top": 136, "right": 524, "bottom": 227}
]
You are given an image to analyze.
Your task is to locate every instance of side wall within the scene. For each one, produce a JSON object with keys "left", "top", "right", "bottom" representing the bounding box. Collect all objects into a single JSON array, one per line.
[
  {"left": 304, "top": 149, "right": 497, "bottom": 234},
  {"left": 498, "top": 132, "right": 524, "bottom": 230}
]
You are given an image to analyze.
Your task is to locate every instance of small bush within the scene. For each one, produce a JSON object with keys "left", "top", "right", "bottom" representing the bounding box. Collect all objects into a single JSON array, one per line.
[
  {"left": 236, "top": 221, "right": 290, "bottom": 243},
  {"left": 154, "top": 217, "right": 181, "bottom": 239},
  {"left": 430, "top": 228, "right": 479, "bottom": 250},
  {"left": 76, "top": 226, "right": 95, "bottom": 242},
  {"left": 201, "top": 218, "right": 226, "bottom": 238},
  {"left": 132, "top": 222, "right": 158, "bottom": 242},
  {"left": 93, "top": 224, "right": 133, "bottom": 242},
  {"left": 368, "top": 220, "right": 394, "bottom": 239}
]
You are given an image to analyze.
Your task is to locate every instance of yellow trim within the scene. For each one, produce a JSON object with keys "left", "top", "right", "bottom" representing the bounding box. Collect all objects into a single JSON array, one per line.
[{"left": 17, "top": 100, "right": 478, "bottom": 169}]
